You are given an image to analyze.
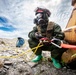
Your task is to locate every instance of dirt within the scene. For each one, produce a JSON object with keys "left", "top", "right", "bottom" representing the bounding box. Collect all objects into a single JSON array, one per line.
[{"left": 0, "top": 38, "right": 76, "bottom": 75}]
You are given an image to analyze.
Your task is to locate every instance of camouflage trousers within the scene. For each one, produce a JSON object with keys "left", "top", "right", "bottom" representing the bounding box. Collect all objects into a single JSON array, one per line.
[{"left": 28, "top": 38, "right": 67, "bottom": 60}]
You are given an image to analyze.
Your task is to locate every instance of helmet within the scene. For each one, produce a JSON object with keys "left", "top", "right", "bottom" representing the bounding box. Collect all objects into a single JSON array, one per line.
[
  {"left": 34, "top": 7, "right": 51, "bottom": 26},
  {"left": 18, "top": 37, "right": 22, "bottom": 39},
  {"left": 34, "top": 7, "right": 51, "bottom": 17},
  {"left": 72, "top": 0, "right": 76, "bottom": 6}
]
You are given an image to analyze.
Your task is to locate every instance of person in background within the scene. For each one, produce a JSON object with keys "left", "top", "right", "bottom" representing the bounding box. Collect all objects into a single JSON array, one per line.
[
  {"left": 64, "top": 0, "right": 76, "bottom": 44},
  {"left": 28, "top": 7, "right": 66, "bottom": 69},
  {"left": 16, "top": 37, "right": 25, "bottom": 47}
]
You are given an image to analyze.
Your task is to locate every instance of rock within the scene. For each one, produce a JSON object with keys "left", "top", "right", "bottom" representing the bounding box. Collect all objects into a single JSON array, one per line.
[
  {"left": 0, "top": 38, "right": 76, "bottom": 75},
  {"left": 7, "top": 62, "right": 34, "bottom": 75},
  {"left": 0, "top": 61, "right": 4, "bottom": 68},
  {"left": 27, "top": 61, "right": 39, "bottom": 67},
  {"left": 4, "top": 61, "right": 12, "bottom": 65}
]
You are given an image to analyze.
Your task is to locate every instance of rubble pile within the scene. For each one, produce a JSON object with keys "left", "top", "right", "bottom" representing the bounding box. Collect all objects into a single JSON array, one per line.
[{"left": 0, "top": 38, "right": 76, "bottom": 75}]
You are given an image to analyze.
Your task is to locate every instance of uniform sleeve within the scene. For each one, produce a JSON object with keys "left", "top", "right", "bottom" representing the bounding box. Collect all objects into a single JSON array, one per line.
[
  {"left": 71, "top": 9, "right": 76, "bottom": 25},
  {"left": 28, "top": 26, "right": 38, "bottom": 39},
  {"left": 53, "top": 24, "right": 65, "bottom": 40},
  {"left": 66, "top": 9, "right": 76, "bottom": 27}
]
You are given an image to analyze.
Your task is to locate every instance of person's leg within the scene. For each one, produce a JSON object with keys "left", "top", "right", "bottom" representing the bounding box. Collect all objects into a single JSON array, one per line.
[
  {"left": 51, "top": 47, "right": 67, "bottom": 69},
  {"left": 28, "top": 39, "right": 42, "bottom": 62},
  {"left": 51, "top": 57, "right": 62, "bottom": 69},
  {"left": 41, "top": 44, "right": 61, "bottom": 68},
  {"left": 48, "top": 44, "right": 62, "bottom": 69}
]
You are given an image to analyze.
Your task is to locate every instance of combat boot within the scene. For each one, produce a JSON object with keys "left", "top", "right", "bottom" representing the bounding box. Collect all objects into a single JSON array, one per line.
[
  {"left": 31, "top": 55, "right": 42, "bottom": 62},
  {"left": 51, "top": 57, "right": 62, "bottom": 69}
]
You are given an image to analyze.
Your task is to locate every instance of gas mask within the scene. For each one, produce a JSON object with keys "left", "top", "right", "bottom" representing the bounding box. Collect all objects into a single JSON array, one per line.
[
  {"left": 34, "top": 13, "right": 48, "bottom": 28},
  {"left": 34, "top": 7, "right": 51, "bottom": 28}
]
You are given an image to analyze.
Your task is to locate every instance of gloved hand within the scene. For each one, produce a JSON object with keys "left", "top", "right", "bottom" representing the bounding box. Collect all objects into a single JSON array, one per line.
[
  {"left": 35, "top": 32, "right": 43, "bottom": 39},
  {"left": 55, "top": 33, "right": 65, "bottom": 40},
  {"left": 40, "top": 37, "right": 51, "bottom": 45}
]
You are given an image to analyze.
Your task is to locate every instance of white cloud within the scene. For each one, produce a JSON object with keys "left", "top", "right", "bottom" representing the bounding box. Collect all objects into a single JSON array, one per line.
[{"left": 0, "top": 0, "right": 72, "bottom": 39}]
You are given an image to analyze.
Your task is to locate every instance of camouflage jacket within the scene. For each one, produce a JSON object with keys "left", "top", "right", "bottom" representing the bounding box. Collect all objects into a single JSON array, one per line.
[{"left": 28, "top": 21, "right": 64, "bottom": 40}]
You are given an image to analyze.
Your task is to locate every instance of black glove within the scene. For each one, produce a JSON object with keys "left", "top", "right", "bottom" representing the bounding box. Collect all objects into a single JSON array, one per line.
[
  {"left": 55, "top": 32, "right": 65, "bottom": 40},
  {"left": 35, "top": 32, "right": 43, "bottom": 39}
]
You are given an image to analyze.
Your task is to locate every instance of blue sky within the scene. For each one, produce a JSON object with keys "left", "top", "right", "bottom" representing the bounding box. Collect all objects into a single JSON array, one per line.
[
  {"left": 0, "top": 16, "right": 16, "bottom": 31},
  {"left": 0, "top": 0, "right": 72, "bottom": 39}
]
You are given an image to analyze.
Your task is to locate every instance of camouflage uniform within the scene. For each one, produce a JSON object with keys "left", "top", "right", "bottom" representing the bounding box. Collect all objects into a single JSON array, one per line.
[{"left": 28, "top": 21, "right": 66, "bottom": 60}]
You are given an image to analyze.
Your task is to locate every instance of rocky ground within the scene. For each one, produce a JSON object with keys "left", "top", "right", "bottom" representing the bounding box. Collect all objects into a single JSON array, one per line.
[{"left": 0, "top": 38, "right": 76, "bottom": 75}]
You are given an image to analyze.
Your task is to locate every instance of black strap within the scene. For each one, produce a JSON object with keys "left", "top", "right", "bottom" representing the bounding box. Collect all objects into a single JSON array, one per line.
[{"left": 73, "top": 8, "right": 76, "bottom": 10}]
